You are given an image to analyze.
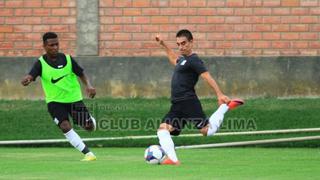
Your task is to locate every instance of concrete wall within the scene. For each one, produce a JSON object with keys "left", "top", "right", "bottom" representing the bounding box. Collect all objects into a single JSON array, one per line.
[{"left": 0, "top": 57, "right": 319, "bottom": 100}]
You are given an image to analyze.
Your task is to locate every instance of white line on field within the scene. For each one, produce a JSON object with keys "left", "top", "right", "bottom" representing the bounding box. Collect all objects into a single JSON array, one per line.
[
  {"left": 0, "top": 127, "right": 319, "bottom": 145},
  {"left": 176, "top": 135, "right": 320, "bottom": 149}
]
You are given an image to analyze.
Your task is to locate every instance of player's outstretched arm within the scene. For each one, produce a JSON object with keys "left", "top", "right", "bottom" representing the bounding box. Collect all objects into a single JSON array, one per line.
[
  {"left": 155, "top": 35, "right": 178, "bottom": 66},
  {"left": 200, "top": 72, "right": 230, "bottom": 105},
  {"left": 79, "top": 74, "right": 96, "bottom": 98},
  {"left": 21, "top": 75, "right": 34, "bottom": 86}
]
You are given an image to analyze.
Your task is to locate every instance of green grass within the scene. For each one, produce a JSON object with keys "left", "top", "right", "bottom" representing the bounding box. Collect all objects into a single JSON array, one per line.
[
  {"left": 0, "top": 147, "right": 319, "bottom": 180},
  {"left": 1, "top": 98, "right": 319, "bottom": 178},
  {"left": 1, "top": 98, "right": 320, "bottom": 147}
]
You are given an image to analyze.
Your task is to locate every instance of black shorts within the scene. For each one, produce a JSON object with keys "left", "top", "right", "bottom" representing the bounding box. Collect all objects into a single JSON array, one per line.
[
  {"left": 162, "top": 98, "right": 208, "bottom": 136},
  {"left": 47, "top": 101, "right": 92, "bottom": 127}
]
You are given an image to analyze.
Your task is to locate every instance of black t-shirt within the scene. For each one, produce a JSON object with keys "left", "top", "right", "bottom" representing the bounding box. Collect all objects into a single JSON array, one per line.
[
  {"left": 171, "top": 53, "right": 207, "bottom": 102},
  {"left": 28, "top": 53, "right": 84, "bottom": 80}
]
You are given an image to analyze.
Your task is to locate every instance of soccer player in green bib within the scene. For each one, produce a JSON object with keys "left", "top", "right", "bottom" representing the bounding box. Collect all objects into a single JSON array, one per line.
[{"left": 21, "top": 32, "right": 97, "bottom": 161}]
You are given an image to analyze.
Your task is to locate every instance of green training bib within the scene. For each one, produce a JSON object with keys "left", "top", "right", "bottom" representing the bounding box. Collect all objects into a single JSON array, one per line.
[{"left": 39, "top": 54, "right": 82, "bottom": 103}]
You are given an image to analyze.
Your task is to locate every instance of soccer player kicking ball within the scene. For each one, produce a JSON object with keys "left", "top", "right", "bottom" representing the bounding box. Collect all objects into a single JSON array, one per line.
[
  {"left": 155, "top": 29, "right": 244, "bottom": 165},
  {"left": 21, "top": 32, "right": 97, "bottom": 161}
]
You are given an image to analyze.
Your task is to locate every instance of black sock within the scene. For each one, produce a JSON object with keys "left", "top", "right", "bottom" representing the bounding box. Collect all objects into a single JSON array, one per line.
[{"left": 82, "top": 146, "right": 90, "bottom": 154}]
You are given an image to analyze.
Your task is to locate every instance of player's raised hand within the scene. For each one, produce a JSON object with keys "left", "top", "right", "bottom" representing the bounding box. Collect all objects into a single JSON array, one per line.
[
  {"left": 155, "top": 34, "right": 164, "bottom": 46},
  {"left": 86, "top": 86, "right": 96, "bottom": 98},
  {"left": 21, "top": 75, "right": 33, "bottom": 86}
]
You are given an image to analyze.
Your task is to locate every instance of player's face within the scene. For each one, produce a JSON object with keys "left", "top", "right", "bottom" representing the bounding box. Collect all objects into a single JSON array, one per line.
[
  {"left": 176, "top": 36, "right": 193, "bottom": 56},
  {"left": 44, "top": 38, "right": 59, "bottom": 57}
]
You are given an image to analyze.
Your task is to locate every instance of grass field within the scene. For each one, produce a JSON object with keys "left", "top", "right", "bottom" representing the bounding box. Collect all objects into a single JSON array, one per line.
[
  {"left": 0, "top": 98, "right": 320, "bottom": 147},
  {"left": 1, "top": 147, "right": 319, "bottom": 180},
  {"left": 0, "top": 98, "right": 319, "bottom": 179}
]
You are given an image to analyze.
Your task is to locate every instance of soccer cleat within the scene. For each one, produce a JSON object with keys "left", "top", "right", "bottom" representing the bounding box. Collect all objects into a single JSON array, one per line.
[
  {"left": 161, "top": 158, "right": 181, "bottom": 166},
  {"left": 81, "top": 154, "right": 97, "bottom": 162},
  {"left": 228, "top": 99, "right": 244, "bottom": 110}
]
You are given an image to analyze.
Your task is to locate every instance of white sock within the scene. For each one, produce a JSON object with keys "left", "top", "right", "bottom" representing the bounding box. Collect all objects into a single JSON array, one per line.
[
  {"left": 64, "top": 129, "right": 86, "bottom": 153},
  {"left": 207, "top": 104, "right": 229, "bottom": 136},
  {"left": 157, "top": 129, "right": 178, "bottom": 162}
]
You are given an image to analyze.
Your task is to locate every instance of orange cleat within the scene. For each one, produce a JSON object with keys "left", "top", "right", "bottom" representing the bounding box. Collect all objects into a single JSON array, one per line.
[
  {"left": 161, "top": 158, "right": 181, "bottom": 166},
  {"left": 228, "top": 99, "right": 244, "bottom": 110}
]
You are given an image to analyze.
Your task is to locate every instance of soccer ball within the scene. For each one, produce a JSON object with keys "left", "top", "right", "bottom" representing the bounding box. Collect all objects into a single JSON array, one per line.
[{"left": 144, "top": 145, "right": 166, "bottom": 164}]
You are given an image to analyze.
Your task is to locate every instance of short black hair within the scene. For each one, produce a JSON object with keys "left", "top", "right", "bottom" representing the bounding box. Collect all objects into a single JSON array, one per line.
[
  {"left": 176, "top": 29, "right": 193, "bottom": 41},
  {"left": 43, "top": 32, "right": 58, "bottom": 44}
]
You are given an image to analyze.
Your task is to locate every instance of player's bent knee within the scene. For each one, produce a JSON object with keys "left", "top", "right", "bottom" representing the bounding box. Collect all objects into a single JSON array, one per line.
[{"left": 59, "top": 120, "right": 72, "bottom": 133}]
